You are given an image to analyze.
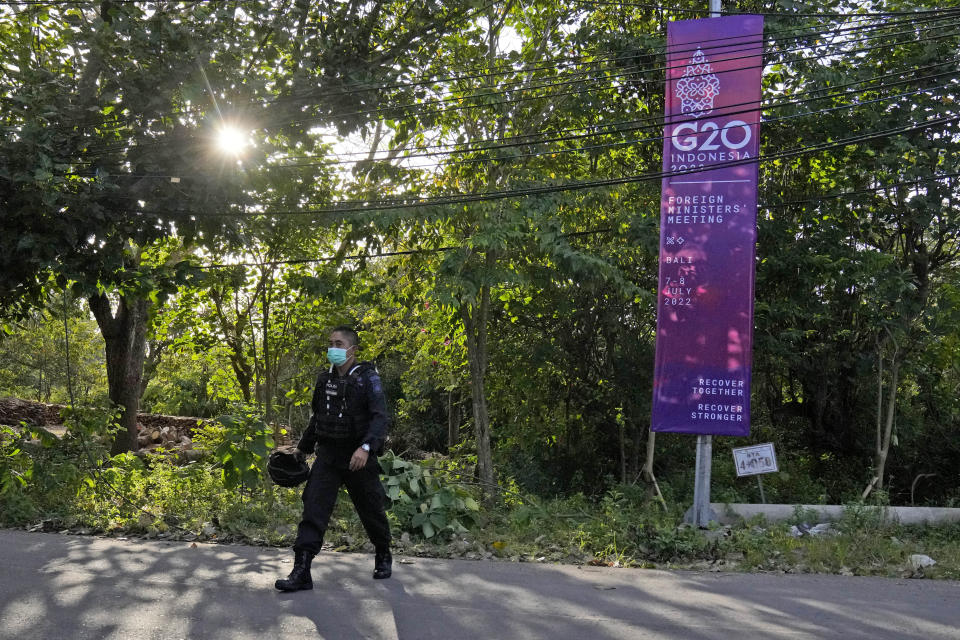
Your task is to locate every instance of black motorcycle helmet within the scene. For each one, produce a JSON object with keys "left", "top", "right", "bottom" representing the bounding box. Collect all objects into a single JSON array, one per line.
[{"left": 268, "top": 446, "right": 309, "bottom": 487}]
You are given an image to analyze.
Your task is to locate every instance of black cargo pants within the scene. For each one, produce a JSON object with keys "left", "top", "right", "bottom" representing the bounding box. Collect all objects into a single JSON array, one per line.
[{"left": 293, "top": 444, "right": 391, "bottom": 556}]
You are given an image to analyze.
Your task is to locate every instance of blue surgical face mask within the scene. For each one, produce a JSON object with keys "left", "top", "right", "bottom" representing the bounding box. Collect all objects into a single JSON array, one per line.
[{"left": 327, "top": 347, "right": 350, "bottom": 366}]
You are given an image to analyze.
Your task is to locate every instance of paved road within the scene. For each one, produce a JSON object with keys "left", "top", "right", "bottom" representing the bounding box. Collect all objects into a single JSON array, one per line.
[{"left": 1, "top": 529, "right": 958, "bottom": 639}]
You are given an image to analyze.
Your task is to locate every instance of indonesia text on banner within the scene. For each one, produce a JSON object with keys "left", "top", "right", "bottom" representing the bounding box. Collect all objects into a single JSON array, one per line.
[{"left": 651, "top": 15, "right": 763, "bottom": 436}]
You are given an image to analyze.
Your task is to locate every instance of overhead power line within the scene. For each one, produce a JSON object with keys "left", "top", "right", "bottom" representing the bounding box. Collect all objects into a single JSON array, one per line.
[
  {"left": 269, "top": 9, "right": 959, "bottom": 105},
  {"left": 131, "top": 113, "right": 958, "bottom": 219},
  {"left": 252, "top": 75, "right": 959, "bottom": 171},
  {"left": 56, "top": 20, "right": 960, "bottom": 160},
  {"left": 195, "top": 172, "right": 960, "bottom": 270},
  {"left": 67, "top": 66, "right": 957, "bottom": 177},
  {"left": 264, "top": 57, "right": 960, "bottom": 163},
  {"left": 268, "top": 19, "right": 960, "bottom": 131},
  {"left": 572, "top": 1, "right": 959, "bottom": 19},
  {"left": 15, "top": 9, "right": 957, "bottom": 149}
]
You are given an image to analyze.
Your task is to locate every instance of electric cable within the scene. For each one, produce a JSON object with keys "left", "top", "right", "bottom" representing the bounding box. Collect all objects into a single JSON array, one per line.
[
  {"left": 13, "top": 10, "right": 957, "bottom": 149},
  {"left": 69, "top": 70, "right": 957, "bottom": 178},
  {"left": 189, "top": 171, "right": 960, "bottom": 270},
  {"left": 257, "top": 74, "right": 959, "bottom": 171},
  {"left": 5, "top": 1, "right": 956, "bottom": 112},
  {"left": 51, "top": 23, "right": 960, "bottom": 162},
  {"left": 121, "top": 113, "right": 959, "bottom": 218},
  {"left": 263, "top": 56, "right": 960, "bottom": 163},
  {"left": 5, "top": 4, "right": 952, "bottom": 212},
  {"left": 259, "top": 19, "right": 960, "bottom": 132},
  {"left": 14, "top": 7, "right": 950, "bottom": 137},
  {"left": 572, "top": 1, "right": 956, "bottom": 19},
  {"left": 210, "top": 7, "right": 960, "bottom": 109},
  {"left": 268, "top": 10, "right": 958, "bottom": 106}
]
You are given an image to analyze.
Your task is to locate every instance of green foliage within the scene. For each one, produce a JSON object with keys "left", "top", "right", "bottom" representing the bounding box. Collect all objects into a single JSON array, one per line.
[
  {"left": 379, "top": 451, "right": 480, "bottom": 540},
  {"left": 4, "top": 422, "right": 960, "bottom": 580},
  {"left": 0, "top": 424, "right": 34, "bottom": 496},
  {"left": 0, "top": 293, "right": 107, "bottom": 404},
  {"left": 0, "top": 406, "right": 117, "bottom": 526},
  {"left": 205, "top": 412, "right": 275, "bottom": 493},
  {"left": 836, "top": 500, "right": 890, "bottom": 535},
  {"left": 1, "top": 0, "right": 959, "bottom": 517},
  {"left": 573, "top": 485, "right": 707, "bottom": 562}
]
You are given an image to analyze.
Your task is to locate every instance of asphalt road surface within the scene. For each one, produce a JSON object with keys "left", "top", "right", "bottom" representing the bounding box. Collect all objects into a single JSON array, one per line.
[{"left": 1, "top": 529, "right": 958, "bottom": 639}]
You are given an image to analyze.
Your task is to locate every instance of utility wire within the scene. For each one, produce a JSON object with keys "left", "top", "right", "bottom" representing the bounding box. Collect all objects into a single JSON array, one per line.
[
  {"left": 263, "top": 57, "right": 960, "bottom": 163},
  {"left": 192, "top": 172, "right": 960, "bottom": 270},
  {"left": 17, "top": 11, "right": 957, "bottom": 146},
  {"left": 130, "top": 113, "right": 959, "bottom": 218},
  {"left": 265, "top": 20, "right": 960, "bottom": 131},
  {"left": 5, "top": 1, "right": 942, "bottom": 99},
  {"left": 5, "top": 0, "right": 955, "bottom": 17},
  {"left": 53, "top": 23, "right": 960, "bottom": 161},
  {"left": 768, "top": 171, "right": 960, "bottom": 208},
  {"left": 69, "top": 68, "right": 958, "bottom": 178},
  {"left": 248, "top": 75, "right": 960, "bottom": 171},
  {"left": 23, "top": 10, "right": 954, "bottom": 134},
  {"left": 5, "top": 2, "right": 956, "bottom": 116},
  {"left": 269, "top": 10, "right": 958, "bottom": 105},
  {"left": 572, "top": 1, "right": 958, "bottom": 19}
]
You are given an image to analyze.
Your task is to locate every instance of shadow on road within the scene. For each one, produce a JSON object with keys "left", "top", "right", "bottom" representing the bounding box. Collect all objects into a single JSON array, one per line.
[{"left": 1, "top": 530, "right": 957, "bottom": 639}]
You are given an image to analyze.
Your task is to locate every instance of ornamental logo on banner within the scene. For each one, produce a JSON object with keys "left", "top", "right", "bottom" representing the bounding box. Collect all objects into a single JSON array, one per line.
[
  {"left": 675, "top": 49, "right": 720, "bottom": 118},
  {"left": 651, "top": 15, "right": 764, "bottom": 437}
]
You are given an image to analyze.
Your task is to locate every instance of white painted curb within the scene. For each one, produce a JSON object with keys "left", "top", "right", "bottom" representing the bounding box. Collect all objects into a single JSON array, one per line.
[{"left": 712, "top": 503, "right": 960, "bottom": 525}]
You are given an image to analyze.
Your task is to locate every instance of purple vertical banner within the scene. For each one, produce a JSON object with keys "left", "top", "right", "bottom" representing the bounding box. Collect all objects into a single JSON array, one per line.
[{"left": 651, "top": 15, "right": 763, "bottom": 436}]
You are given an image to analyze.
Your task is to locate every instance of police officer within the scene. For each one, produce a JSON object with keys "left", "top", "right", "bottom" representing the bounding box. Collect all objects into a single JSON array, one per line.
[{"left": 275, "top": 326, "right": 392, "bottom": 592}]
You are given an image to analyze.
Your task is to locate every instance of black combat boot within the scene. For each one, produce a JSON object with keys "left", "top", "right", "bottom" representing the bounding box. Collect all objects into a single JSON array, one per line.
[
  {"left": 373, "top": 548, "right": 392, "bottom": 579},
  {"left": 275, "top": 549, "right": 314, "bottom": 591}
]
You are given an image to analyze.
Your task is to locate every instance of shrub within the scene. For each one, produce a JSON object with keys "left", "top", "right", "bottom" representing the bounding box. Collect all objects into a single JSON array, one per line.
[
  {"left": 379, "top": 451, "right": 480, "bottom": 540},
  {"left": 196, "top": 410, "right": 274, "bottom": 494}
]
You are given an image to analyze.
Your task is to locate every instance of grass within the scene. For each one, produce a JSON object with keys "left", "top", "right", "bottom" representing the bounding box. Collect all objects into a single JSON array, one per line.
[{"left": 2, "top": 433, "right": 958, "bottom": 580}]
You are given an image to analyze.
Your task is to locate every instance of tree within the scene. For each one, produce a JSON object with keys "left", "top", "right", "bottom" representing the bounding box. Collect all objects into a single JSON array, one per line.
[
  {"left": 755, "top": 0, "right": 960, "bottom": 497},
  {"left": 1, "top": 0, "right": 475, "bottom": 451}
]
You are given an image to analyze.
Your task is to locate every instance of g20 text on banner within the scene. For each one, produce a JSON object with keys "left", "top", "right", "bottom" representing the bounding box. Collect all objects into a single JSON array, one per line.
[{"left": 651, "top": 15, "right": 763, "bottom": 436}]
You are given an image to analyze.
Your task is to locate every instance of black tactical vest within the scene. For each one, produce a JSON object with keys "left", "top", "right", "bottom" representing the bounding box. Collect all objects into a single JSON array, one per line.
[{"left": 313, "top": 363, "right": 373, "bottom": 441}]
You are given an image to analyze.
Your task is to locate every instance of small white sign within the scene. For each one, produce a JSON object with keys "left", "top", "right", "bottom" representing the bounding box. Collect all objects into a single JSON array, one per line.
[{"left": 733, "top": 443, "right": 778, "bottom": 477}]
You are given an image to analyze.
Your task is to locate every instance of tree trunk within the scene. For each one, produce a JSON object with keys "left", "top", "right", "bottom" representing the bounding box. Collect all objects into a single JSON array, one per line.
[
  {"left": 210, "top": 288, "right": 253, "bottom": 402},
  {"left": 262, "top": 267, "right": 274, "bottom": 424},
  {"left": 642, "top": 429, "right": 667, "bottom": 509},
  {"left": 37, "top": 350, "right": 45, "bottom": 403},
  {"left": 462, "top": 282, "right": 495, "bottom": 497},
  {"left": 447, "top": 390, "right": 462, "bottom": 452},
  {"left": 138, "top": 338, "right": 166, "bottom": 402},
  {"left": 89, "top": 292, "right": 150, "bottom": 454},
  {"left": 863, "top": 334, "right": 900, "bottom": 499},
  {"left": 875, "top": 354, "right": 900, "bottom": 492},
  {"left": 618, "top": 418, "right": 627, "bottom": 485}
]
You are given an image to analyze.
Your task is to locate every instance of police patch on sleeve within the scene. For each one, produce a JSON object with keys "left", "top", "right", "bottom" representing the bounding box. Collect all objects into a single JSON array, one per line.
[{"left": 370, "top": 374, "right": 382, "bottom": 394}]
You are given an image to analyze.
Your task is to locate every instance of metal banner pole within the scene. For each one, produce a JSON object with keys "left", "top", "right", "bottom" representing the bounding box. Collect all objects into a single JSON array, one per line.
[
  {"left": 687, "top": 435, "right": 717, "bottom": 526},
  {"left": 688, "top": 0, "right": 723, "bottom": 529},
  {"left": 658, "top": 0, "right": 761, "bottom": 528}
]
